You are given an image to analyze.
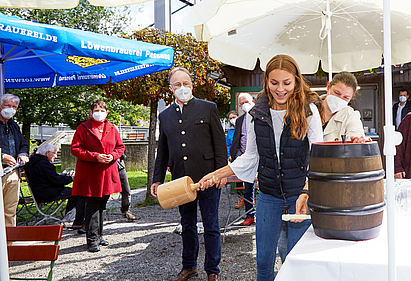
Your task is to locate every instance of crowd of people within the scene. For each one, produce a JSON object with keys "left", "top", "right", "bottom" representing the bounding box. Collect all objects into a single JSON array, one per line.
[{"left": 2, "top": 54, "right": 410, "bottom": 281}]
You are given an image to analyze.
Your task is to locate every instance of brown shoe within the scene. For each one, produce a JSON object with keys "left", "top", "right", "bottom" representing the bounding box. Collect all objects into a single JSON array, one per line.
[
  {"left": 170, "top": 269, "right": 198, "bottom": 281},
  {"left": 208, "top": 273, "right": 219, "bottom": 281}
]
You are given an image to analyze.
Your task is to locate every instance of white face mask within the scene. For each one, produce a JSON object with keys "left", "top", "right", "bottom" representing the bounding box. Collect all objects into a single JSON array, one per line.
[
  {"left": 174, "top": 86, "right": 192, "bottom": 103},
  {"left": 399, "top": 96, "right": 407, "bottom": 103},
  {"left": 230, "top": 118, "right": 237, "bottom": 126},
  {"left": 241, "top": 102, "right": 254, "bottom": 113},
  {"left": 92, "top": 111, "right": 107, "bottom": 122},
  {"left": 1, "top": 108, "right": 16, "bottom": 120},
  {"left": 326, "top": 94, "right": 348, "bottom": 113}
]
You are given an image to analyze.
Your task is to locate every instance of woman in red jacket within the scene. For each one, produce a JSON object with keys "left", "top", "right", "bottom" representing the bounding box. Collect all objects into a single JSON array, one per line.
[{"left": 71, "top": 100, "right": 125, "bottom": 252}]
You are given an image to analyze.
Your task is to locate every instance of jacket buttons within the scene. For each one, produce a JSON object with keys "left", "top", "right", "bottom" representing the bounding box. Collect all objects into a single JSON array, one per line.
[
  {"left": 262, "top": 117, "right": 264, "bottom": 119},
  {"left": 200, "top": 120, "right": 204, "bottom": 123},
  {"left": 277, "top": 175, "right": 280, "bottom": 178},
  {"left": 183, "top": 156, "right": 187, "bottom": 160},
  {"left": 176, "top": 108, "right": 180, "bottom": 112},
  {"left": 182, "top": 143, "right": 186, "bottom": 147},
  {"left": 181, "top": 131, "right": 185, "bottom": 135},
  {"left": 179, "top": 120, "right": 182, "bottom": 123},
  {"left": 301, "top": 166, "right": 304, "bottom": 169}
]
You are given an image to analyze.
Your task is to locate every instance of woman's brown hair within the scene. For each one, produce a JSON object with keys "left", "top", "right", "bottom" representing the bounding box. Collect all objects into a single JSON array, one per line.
[{"left": 263, "top": 54, "right": 324, "bottom": 140}]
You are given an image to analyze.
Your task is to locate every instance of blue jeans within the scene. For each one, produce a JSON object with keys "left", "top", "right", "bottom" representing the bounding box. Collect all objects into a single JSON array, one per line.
[
  {"left": 179, "top": 186, "right": 221, "bottom": 275},
  {"left": 256, "top": 192, "right": 311, "bottom": 281},
  {"left": 236, "top": 181, "right": 255, "bottom": 218}
]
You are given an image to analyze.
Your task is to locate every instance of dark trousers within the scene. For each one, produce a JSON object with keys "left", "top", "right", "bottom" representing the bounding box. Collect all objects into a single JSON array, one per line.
[
  {"left": 119, "top": 167, "right": 131, "bottom": 213},
  {"left": 54, "top": 187, "right": 85, "bottom": 226},
  {"left": 178, "top": 186, "right": 221, "bottom": 275},
  {"left": 84, "top": 196, "right": 109, "bottom": 246}
]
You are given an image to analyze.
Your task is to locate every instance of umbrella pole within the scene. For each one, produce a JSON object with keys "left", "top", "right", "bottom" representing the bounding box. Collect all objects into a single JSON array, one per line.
[
  {"left": 383, "top": 0, "right": 397, "bottom": 281},
  {"left": 326, "top": 0, "right": 332, "bottom": 82},
  {"left": 0, "top": 150, "right": 9, "bottom": 281},
  {"left": 0, "top": 43, "right": 4, "bottom": 96}
]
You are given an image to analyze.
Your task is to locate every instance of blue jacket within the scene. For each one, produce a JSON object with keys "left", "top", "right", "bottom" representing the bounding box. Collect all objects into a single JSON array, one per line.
[{"left": 226, "top": 127, "right": 235, "bottom": 157}]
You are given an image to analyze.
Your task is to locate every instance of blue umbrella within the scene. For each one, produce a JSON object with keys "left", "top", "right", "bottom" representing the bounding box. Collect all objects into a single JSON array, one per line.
[
  {"left": 0, "top": 13, "right": 174, "bottom": 281},
  {"left": 0, "top": 12, "right": 175, "bottom": 90}
]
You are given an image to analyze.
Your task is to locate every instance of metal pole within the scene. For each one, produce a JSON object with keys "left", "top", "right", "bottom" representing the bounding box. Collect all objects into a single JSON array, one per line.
[
  {"left": 0, "top": 149, "right": 10, "bottom": 281},
  {"left": 383, "top": 0, "right": 396, "bottom": 280},
  {"left": 0, "top": 43, "right": 4, "bottom": 96},
  {"left": 326, "top": 0, "right": 332, "bottom": 82}
]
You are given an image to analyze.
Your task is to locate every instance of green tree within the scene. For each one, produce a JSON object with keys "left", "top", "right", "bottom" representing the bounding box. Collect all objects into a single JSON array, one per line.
[
  {"left": 101, "top": 29, "right": 230, "bottom": 204},
  {"left": 7, "top": 86, "right": 145, "bottom": 145}
]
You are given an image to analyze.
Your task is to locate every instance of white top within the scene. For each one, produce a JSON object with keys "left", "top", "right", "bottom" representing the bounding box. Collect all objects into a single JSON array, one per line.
[
  {"left": 229, "top": 103, "right": 323, "bottom": 183},
  {"left": 323, "top": 106, "right": 365, "bottom": 142}
]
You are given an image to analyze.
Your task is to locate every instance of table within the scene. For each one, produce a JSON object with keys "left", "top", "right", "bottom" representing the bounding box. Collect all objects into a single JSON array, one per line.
[{"left": 275, "top": 213, "right": 411, "bottom": 281}]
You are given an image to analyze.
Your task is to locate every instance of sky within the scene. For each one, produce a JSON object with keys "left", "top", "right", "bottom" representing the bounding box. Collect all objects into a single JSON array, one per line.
[{"left": 128, "top": 0, "right": 195, "bottom": 35}]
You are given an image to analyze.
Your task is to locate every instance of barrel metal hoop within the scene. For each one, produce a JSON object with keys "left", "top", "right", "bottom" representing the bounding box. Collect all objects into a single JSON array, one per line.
[
  {"left": 308, "top": 201, "right": 386, "bottom": 215},
  {"left": 307, "top": 169, "right": 385, "bottom": 182},
  {"left": 310, "top": 142, "right": 380, "bottom": 158}
]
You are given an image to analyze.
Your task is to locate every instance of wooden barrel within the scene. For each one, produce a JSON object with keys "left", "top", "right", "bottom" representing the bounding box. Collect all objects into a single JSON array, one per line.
[{"left": 307, "top": 141, "right": 385, "bottom": 241}]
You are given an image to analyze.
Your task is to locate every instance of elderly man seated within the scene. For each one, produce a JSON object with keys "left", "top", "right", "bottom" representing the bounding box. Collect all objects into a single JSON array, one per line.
[{"left": 24, "top": 144, "right": 84, "bottom": 229}]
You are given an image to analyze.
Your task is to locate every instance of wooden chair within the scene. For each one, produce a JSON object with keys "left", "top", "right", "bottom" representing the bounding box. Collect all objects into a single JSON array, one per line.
[{"left": 7, "top": 225, "right": 64, "bottom": 281}]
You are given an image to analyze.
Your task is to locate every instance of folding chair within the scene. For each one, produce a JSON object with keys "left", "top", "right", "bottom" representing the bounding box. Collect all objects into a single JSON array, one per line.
[
  {"left": 223, "top": 176, "right": 259, "bottom": 242},
  {"left": 27, "top": 183, "right": 66, "bottom": 226},
  {"left": 7, "top": 225, "right": 64, "bottom": 281},
  {"left": 21, "top": 171, "right": 67, "bottom": 226}
]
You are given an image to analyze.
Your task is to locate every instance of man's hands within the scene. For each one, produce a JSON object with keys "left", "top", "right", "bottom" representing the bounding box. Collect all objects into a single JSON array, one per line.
[
  {"left": 97, "top": 154, "right": 113, "bottom": 164},
  {"left": 151, "top": 182, "right": 160, "bottom": 197},
  {"left": 18, "top": 155, "right": 29, "bottom": 165},
  {"left": 3, "top": 154, "right": 17, "bottom": 166}
]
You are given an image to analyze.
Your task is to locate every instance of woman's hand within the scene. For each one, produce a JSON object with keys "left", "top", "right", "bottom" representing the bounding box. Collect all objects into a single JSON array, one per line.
[
  {"left": 351, "top": 136, "right": 372, "bottom": 143},
  {"left": 198, "top": 173, "right": 217, "bottom": 191},
  {"left": 97, "top": 154, "right": 113, "bottom": 164},
  {"left": 291, "top": 193, "right": 309, "bottom": 223}
]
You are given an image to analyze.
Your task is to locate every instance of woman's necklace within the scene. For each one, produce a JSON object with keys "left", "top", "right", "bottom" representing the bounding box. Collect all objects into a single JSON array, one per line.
[{"left": 273, "top": 109, "right": 285, "bottom": 130}]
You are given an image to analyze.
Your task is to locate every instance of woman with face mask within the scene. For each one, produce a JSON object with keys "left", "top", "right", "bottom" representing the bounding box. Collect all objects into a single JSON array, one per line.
[
  {"left": 322, "top": 72, "right": 368, "bottom": 143},
  {"left": 199, "top": 55, "right": 325, "bottom": 280},
  {"left": 71, "top": 100, "right": 125, "bottom": 253}
]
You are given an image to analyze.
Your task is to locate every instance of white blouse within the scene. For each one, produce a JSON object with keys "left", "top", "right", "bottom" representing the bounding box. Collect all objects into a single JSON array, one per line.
[{"left": 229, "top": 103, "right": 324, "bottom": 183}]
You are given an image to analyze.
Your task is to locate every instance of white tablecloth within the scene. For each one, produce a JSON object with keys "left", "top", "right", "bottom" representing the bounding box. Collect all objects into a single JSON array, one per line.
[{"left": 275, "top": 214, "right": 411, "bottom": 281}]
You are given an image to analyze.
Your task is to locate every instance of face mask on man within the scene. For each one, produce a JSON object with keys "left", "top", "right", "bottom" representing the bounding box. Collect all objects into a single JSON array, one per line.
[
  {"left": 241, "top": 102, "right": 254, "bottom": 113},
  {"left": 174, "top": 86, "right": 192, "bottom": 103},
  {"left": 92, "top": 111, "right": 107, "bottom": 122},
  {"left": 230, "top": 118, "right": 237, "bottom": 126},
  {"left": 1, "top": 108, "right": 16, "bottom": 120},
  {"left": 326, "top": 94, "right": 348, "bottom": 113},
  {"left": 399, "top": 96, "right": 407, "bottom": 103}
]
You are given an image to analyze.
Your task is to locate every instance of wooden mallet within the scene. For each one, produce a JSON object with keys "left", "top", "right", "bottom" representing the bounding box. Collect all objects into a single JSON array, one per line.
[{"left": 157, "top": 176, "right": 217, "bottom": 209}]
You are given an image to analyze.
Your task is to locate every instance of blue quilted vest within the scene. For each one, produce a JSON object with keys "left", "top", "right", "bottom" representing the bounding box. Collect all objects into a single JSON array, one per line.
[{"left": 249, "top": 93, "right": 310, "bottom": 199}]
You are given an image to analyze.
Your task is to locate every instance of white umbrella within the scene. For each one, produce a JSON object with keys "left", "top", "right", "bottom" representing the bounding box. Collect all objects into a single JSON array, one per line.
[
  {"left": 189, "top": 1, "right": 407, "bottom": 280},
  {"left": 0, "top": 0, "right": 151, "bottom": 8},
  {"left": 188, "top": 0, "right": 411, "bottom": 80}
]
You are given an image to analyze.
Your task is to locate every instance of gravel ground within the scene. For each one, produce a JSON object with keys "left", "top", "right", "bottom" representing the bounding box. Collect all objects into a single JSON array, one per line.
[{"left": 8, "top": 186, "right": 282, "bottom": 280}]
